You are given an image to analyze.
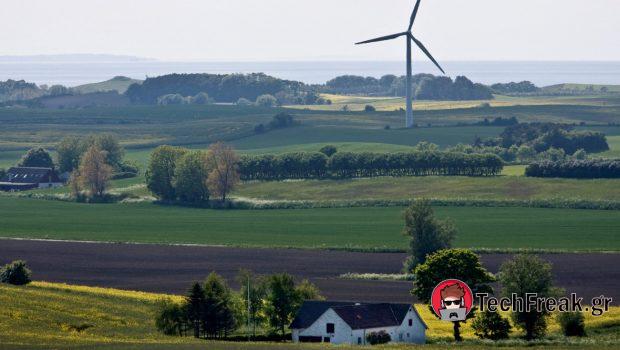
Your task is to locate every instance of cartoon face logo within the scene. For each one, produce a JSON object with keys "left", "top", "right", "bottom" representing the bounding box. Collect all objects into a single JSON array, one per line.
[{"left": 431, "top": 279, "right": 473, "bottom": 322}]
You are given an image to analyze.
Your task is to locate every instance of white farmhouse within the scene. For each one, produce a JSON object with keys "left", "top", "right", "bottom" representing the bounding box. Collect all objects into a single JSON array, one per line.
[{"left": 290, "top": 301, "right": 427, "bottom": 345}]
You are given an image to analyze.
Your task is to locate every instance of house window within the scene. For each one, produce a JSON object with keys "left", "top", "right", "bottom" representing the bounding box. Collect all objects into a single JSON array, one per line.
[
  {"left": 358, "top": 337, "right": 362, "bottom": 345},
  {"left": 399, "top": 333, "right": 403, "bottom": 340},
  {"left": 408, "top": 319, "right": 413, "bottom": 327},
  {"left": 326, "top": 323, "right": 335, "bottom": 334}
]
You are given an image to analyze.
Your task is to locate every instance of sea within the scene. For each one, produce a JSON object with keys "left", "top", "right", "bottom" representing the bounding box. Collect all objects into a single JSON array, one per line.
[{"left": 1, "top": 60, "right": 619, "bottom": 87}]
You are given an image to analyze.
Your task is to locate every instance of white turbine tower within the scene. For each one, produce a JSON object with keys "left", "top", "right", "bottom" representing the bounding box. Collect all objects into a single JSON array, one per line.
[{"left": 356, "top": 0, "right": 445, "bottom": 128}]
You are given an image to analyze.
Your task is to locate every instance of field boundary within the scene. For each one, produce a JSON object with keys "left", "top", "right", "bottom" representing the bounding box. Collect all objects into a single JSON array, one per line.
[
  {"left": 2, "top": 237, "right": 618, "bottom": 255},
  {"left": 225, "top": 197, "right": 620, "bottom": 211},
  {"left": 9, "top": 192, "right": 620, "bottom": 211}
]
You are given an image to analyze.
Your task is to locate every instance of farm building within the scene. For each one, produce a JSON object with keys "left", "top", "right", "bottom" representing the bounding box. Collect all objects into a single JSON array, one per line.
[
  {"left": 0, "top": 167, "right": 64, "bottom": 191},
  {"left": 290, "top": 301, "right": 427, "bottom": 345}
]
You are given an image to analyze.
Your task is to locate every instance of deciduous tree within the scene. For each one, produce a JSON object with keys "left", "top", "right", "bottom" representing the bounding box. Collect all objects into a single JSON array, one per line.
[
  {"left": 56, "top": 136, "right": 85, "bottom": 173},
  {"left": 255, "top": 94, "right": 277, "bottom": 107},
  {"left": 403, "top": 200, "right": 456, "bottom": 271},
  {"left": 174, "top": 151, "right": 210, "bottom": 203},
  {"left": 87, "top": 134, "right": 125, "bottom": 168},
  {"left": 265, "top": 274, "right": 323, "bottom": 338},
  {"left": 206, "top": 142, "right": 240, "bottom": 202},
  {"left": 471, "top": 310, "right": 512, "bottom": 340},
  {"left": 19, "top": 147, "right": 54, "bottom": 168},
  {"left": 237, "top": 270, "right": 267, "bottom": 337},
  {"left": 499, "top": 255, "right": 557, "bottom": 340},
  {"left": 146, "top": 146, "right": 187, "bottom": 200},
  {"left": 77, "top": 145, "right": 113, "bottom": 198}
]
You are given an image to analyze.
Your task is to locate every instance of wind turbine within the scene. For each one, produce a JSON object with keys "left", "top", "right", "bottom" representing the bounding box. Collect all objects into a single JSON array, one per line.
[{"left": 356, "top": 0, "right": 445, "bottom": 128}]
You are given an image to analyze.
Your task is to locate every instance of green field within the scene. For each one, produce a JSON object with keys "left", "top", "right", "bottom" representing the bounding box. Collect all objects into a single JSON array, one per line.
[
  {"left": 1, "top": 94, "right": 620, "bottom": 154},
  {"left": 290, "top": 93, "right": 620, "bottom": 112},
  {"left": 1, "top": 282, "right": 618, "bottom": 350},
  {"left": 236, "top": 176, "right": 620, "bottom": 203},
  {"left": 1, "top": 197, "right": 618, "bottom": 251},
  {"left": 600, "top": 136, "right": 620, "bottom": 158},
  {"left": 231, "top": 125, "right": 503, "bottom": 151}
]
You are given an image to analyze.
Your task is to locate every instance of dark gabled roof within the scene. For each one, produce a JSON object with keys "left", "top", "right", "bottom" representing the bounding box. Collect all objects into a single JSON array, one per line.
[
  {"left": 290, "top": 301, "right": 427, "bottom": 330},
  {"left": 332, "top": 303, "right": 411, "bottom": 330},
  {"left": 290, "top": 301, "right": 353, "bottom": 329},
  {"left": 4, "top": 167, "right": 59, "bottom": 184}
]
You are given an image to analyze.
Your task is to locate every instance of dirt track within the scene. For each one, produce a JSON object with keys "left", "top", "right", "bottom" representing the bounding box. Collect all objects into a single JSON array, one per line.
[{"left": 1, "top": 239, "right": 617, "bottom": 303}]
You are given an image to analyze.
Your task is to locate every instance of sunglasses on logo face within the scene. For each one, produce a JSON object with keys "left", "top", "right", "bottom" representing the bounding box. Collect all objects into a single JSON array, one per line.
[{"left": 444, "top": 300, "right": 461, "bottom": 306}]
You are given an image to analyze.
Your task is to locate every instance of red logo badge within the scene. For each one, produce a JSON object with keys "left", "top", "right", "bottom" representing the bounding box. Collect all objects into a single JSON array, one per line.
[{"left": 431, "top": 279, "right": 474, "bottom": 322}]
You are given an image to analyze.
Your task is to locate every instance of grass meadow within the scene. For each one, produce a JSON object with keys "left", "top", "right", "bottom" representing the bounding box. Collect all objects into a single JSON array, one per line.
[
  {"left": 1, "top": 197, "right": 619, "bottom": 251},
  {"left": 0, "top": 282, "right": 618, "bottom": 349},
  {"left": 236, "top": 176, "right": 620, "bottom": 202},
  {"left": 599, "top": 136, "right": 620, "bottom": 158}
]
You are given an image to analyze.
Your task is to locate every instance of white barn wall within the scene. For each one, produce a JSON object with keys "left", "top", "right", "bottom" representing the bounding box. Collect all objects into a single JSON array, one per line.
[
  {"left": 298, "top": 308, "right": 352, "bottom": 344},
  {"left": 395, "top": 308, "right": 426, "bottom": 344}
]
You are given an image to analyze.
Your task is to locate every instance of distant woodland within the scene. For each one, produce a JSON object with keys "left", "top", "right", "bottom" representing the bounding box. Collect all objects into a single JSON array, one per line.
[{"left": 2, "top": 71, "right": 611, "bottom": 109}]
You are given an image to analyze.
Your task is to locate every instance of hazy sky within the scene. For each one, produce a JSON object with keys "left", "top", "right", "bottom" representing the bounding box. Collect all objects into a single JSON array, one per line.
[{"left": 1, "top": 0, "right": 619, "bottom": 61}]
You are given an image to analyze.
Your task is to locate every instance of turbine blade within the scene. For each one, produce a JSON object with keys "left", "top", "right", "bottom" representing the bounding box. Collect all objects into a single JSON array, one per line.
[
  {"left": 410, "top": 34, "right": 445, "bottom": 74},
  {"left": 408, "top": 0, "right": 422, "bottom": 31},
  {"left": 355, "top": 32, "right": 407, "bottom": 45}
]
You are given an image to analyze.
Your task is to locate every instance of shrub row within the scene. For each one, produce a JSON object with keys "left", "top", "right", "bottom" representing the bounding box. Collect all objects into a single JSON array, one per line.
[
  {"left": 239, "top": 151, "right": 504, "bottom": 180},
  {"left": 526, "top": 159, "right": 620, "bottom": 179},
  {"left": 224, "top": 198, "right": 620, "bottom": 211}
]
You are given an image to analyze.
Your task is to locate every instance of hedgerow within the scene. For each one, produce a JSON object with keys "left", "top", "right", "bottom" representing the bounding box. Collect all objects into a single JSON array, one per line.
[
  {"left": 239, "top": 151, "right": 503, "bottom": 180},
  {"left": 526, "top": 159, "right": 620, "bottom": 179}
]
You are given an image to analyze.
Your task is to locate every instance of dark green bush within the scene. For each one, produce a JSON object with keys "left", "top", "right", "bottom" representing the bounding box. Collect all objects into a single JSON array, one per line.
[
  {"left": 0, "top": 260, "right": 32, "bottom": 285},
  {"left": 366, "top": 330, "right": 391, "bottom": 345},
  {"left": 155, "top": 299, "right": 188, "bottom": 336},
  {"left": 319, "top": 145, "right": 338, "bottom": 157},
  {"left": 471, "top": 310, "right": 512, "bottom": 340},
  {"left": 558, "top": 311, "right": 586, "bottom": 337}
]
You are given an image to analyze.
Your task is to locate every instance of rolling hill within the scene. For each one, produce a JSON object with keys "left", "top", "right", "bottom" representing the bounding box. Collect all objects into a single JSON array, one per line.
[{"left": 72, "top": 76, "right": 142, "bottom": 94}]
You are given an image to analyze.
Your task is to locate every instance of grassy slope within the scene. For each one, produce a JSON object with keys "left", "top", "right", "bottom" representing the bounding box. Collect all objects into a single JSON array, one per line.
[
  {"left": 0, "top": 282, "right": 196, "bottom": 349},
  {"left": 1, "top": 197, "right": 619, "bottom": 251},
  {"left": 236, "top": 176, "right": 620, "bottom": 202},
  {"left": 72, "top": 76, "right": 142, "bottom": 94},
  {"left": 0, "top": 282, "right": 618, "bottom": 349},
  {"left": 231, "top": 126, "right": 502, "bottom": 150}
]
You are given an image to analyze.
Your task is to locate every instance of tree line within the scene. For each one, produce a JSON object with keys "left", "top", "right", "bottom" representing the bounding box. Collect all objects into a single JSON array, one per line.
[
  {"left": 490, "top": 81, "right": 540, "bottom": 95},
  {"left": 525, "top": 159, "right": 620, "bottom": 179},
  {"left": 125, "top": 73, "right": 315, "bottom": 105},
  {"left": 156, "top": 271, "right": 321, "bottom": 340},
  {"left": 322, "top": 74, "right": 494, "bottom": 101},
  {"left": 484, "top": 123, "right": 609, "bottom": 155},
  {"left": 239, "top": 151, "right": 504, "bottom": 180},
  {"left": 146, "top": 142, "right": 240, "bottom": 203}
]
